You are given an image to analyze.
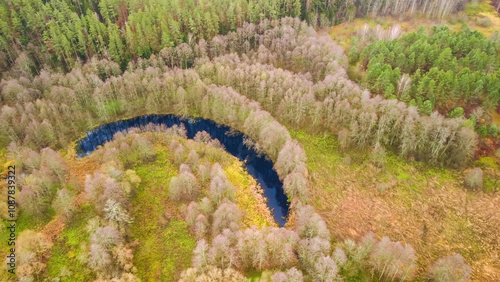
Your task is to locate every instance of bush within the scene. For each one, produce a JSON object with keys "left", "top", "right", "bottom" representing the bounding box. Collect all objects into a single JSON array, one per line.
[
  {"left": 276, "top": 140, "right": 307, "bottom": 179},
  {"left": 208, "top": 232, "right": 240, "bottom": 269},
  {"left": 448, "top": 107, "right": 464, "bottom": 118},
  {"left": 271, "top": 267, "right": 304, "bottom": 282},
  {"left": 313, "top": 256, "right": 340, "bottom": 282},
  {"left": 370, "top": 142, "right": 387, "bottom": 168},
  {"left": 212, "top": 201, "right": 241, "bottom": 236},
  {"left": 199, "top": 197, "right": 214, "bottom": 214},
  {"left": 169, "top": 170, "right": 200, "bottom": 202},
  {"left": 90, "top": 226, "right": 122, "bottom": 248},
  {"left": 51, "top": 188, "right": 75, "bottom": 221},
  {"left": 283, "top": 172, "right": 309, "bottom": 202},
  {"left": 194, "top": 214, "right": 209, "bottom": 239},
  {"left": 297, "top": 237, "right": 331, "bottom": 275},
  {"left": 186, "top": 150, "right": 200, "bottom": 170},
  {"left": 428, "top": 253, "right": 472, "bottom": 282},
  {"left": 209, "top": 175, "right": 236, "bottom": 204},
  {"left": 85, "top": 171, "right": 112, "bottom": 201},
  {"left": 369, "top": 236, "right": 417, "bottom": 281},
  {"left": 464, "top": 167, "right": 484, "bottom": 190},
  {"left": 103, "top": 199, "right": 133, "bottom": 224},
  {"left": 488, "top": 124, "right": 498, "bottom": 137},
  {"left": 476, "top": 16, "right": 492, "bottom": 27},
  {"left": 295, "top": 205, "right": 330, "bottom": 240},
  {"left": 185, "top": 201, "right": 202, "bottom": 227},
  {"left": 333, "top": 248, "right": 347, "bottom": 267},
  {"left": 197, "top": 163, "right": 211, "bottom": 184},
  {"left": 173, "top": 144, "right": 186, "bottom": 165},
  {"left": 88, "top": 243, "right": 112, "bottom": 272}
]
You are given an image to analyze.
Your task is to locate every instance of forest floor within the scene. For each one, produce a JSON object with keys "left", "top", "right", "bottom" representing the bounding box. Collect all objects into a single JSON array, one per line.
[{"left": 291, "top": 129, "right": 500, "bottom": 280}]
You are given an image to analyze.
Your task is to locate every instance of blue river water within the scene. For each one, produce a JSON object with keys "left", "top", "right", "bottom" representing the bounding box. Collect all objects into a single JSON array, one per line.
[{"left": 76, "top": 115, "right": 289, "bottom": 226}]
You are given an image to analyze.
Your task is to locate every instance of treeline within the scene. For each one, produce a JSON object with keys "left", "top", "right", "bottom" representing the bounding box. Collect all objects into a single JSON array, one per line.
[
  {"left": 354, "top": 26, "right": 500, "bottom": 138},
  {"left": 0, "top": 0, "right": 470, "bottom": 75},
  {"left": 0, "top": 18, "right": 476, "bottom": 167}
]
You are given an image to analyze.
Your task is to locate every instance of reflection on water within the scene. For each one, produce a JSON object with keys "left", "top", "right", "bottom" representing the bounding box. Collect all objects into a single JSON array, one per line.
[{"left": 76, "top": 115, "right": 289, "bottom": 226}]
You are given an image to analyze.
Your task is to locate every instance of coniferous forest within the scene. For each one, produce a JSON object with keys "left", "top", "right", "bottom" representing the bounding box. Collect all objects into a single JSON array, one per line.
[{"left": 0, "top": 0, "right": 500, "bottom": 281}]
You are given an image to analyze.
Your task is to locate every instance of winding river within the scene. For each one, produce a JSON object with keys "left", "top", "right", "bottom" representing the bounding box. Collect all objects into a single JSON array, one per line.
[{"left": 76, "top": 115, "right": 289, "bottom": 226}]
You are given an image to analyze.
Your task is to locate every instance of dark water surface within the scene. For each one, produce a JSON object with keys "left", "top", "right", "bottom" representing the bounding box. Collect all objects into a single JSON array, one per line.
[{"left": 76, "top": 115, "right": 289, "bottom": 226}]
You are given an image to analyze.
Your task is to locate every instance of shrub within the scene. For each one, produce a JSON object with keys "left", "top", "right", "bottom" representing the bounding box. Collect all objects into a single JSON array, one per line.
[
  {"left": 88, "top": 243, "right": 112, "bottom": 271},
  {"left": 476, "top": 16, "right": 492, "bottom": 27},
  {"left": 186, "top": 201, "right": 202, "bottom": 227},
  {"left": 369, "top": 236, "right": 417, "bottom": 281},
  {"left": 169, "top": 170, "right": 200, "bottom": 202},
  {"left": 271, "top": 267, "right": 304, "bottom": 282},
  {"left": 297, "top": 237, "right": 331, "bottom": 275},
  {"left": 295, "top": 205, "right": 330, "bottom": 240},
  {"left": 199, "top": 197, "right": 214, "bottom": 215},
  {"left": 90, "top": 226, "right": 122, "bottom": 248},
  {"left": 197, "top": 163, "right": 211, "bottom": 184},
  {"left": 173, "top": 144, "right": 186, "bottom": 165},
  {"left": 212, "top": 201, "right": 241, "bottom": 236},
  {"left": 194, "top": 214, "right": 209, "bottom": 239},
  {"left": 186, "top": 150, "right": 200, "bottom": 170},
  {"left": 370, "top": 142, "right": 387, "bottom": 168},
  {"left": 208, "top": 233, "right": 240, "bottom": 269},
  {"left": 97, "top": 179, "right": 127, "bottom": 212},
  {"left": 103, "top": 199, "right": 133, "bottom": 224},
  {"left": 314, "top": 256, "right": 340, "bottom": 282},
  {"left": 51, "top": 188, "right": 75, "bottom": 220},
  {"left": 428, "top": 253, "right": 472, "bottom": 282},
  {"left": 283, "top": 171, "right": 309, "bottom": 202},
  {"left": 488, "top": 124, "right": 498, "bottom": 138},
  {"left": 448, "top": 107, "right": 464, "bottom": 118},
  {"left": 276, "top": 140, "right": 307, "bottom": 179},
  {"left": 85, "top": 171, "right": 112, "bottom": 201},
  {"left": 340, "top": 232, "right": 377, "bottom": 276},
  {"left": 209, "top": 175, "right": 236, "bottom": 204},
  {"left": 124, "top": 169, "right": 142, "bottom": 189},
  {"left": 333, "top": 248, "right": 347, "bottom": 267},
  {"left": 464, "top": 167, "right": 484, "bottom": 190}
]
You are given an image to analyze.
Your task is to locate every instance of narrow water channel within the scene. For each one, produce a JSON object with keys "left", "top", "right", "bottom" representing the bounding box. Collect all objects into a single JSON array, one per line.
[{"left": 76, "top": 115, "right": 290, "bottom": 226}]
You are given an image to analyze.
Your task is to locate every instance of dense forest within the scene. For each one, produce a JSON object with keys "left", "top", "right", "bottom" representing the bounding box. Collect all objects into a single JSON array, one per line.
[
  {"left": 1, "top": 0, "right": 500, "bottom": 281},
  {"left": 0, "top": 0, "right": 470, "bottom": 76},
  {"left": 353, "top": 26, "right": 500, "bottom": 138}
]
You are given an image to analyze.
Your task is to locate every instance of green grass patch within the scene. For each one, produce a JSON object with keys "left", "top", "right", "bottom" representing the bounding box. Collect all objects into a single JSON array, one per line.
[
  {"left": 46, "top": 204, "right": 96, "bottom": 281},
  {"left": 397, "top": 172, "right": 411, "bottom": 180},
  {"left": 132, "top": 149, "right": 196, "bottom": 281},
  {"left": 484, "top": 176, "right": 499, "bottom": 192},
  {"left": 475, "top": 157, "right": 499, "bottom": 170}
]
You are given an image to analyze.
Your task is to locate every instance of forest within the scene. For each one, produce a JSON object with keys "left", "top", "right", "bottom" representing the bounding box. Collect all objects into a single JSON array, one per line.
[
  {"left": 0, "top": 0, "right": 470, "bottom": 75},
  {"left": 1, "top": 0, "right": 500, "bottom": 281}
]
